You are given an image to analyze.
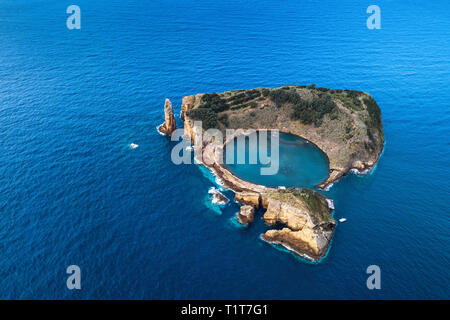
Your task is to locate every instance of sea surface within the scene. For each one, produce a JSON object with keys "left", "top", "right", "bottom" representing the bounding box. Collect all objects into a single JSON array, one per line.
[{"left": 0, "top": 0, "right": 449, "bottom": 299}]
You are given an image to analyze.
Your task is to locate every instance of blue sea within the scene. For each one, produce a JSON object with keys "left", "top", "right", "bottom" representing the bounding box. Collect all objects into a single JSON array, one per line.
[{"left": 0, "top": 0, "right": 449, "bottom": 299}]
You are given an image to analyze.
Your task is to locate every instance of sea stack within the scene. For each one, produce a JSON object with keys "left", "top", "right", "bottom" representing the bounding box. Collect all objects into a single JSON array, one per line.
[
  {"left": 237, "top": 205, "right": 255, "bottom": 225},
  {"left": 158, "top": 98, "right": 176, "bottom": 135}
]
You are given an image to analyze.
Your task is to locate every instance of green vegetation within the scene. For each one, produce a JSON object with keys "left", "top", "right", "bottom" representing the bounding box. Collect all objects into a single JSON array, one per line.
[
  {"left": 218, "top": 113, "right": 229, "bottom": 126},
  {"left": 335, "top": 90, "right": 364, "bottom": 111},
  {"left": 200, "top": 93, "right": 228, "bottom": 112},
  {"left": 185, "top": 108, "right": 217, "bottom": 130},
  {"left": 344, "top": 123, "right": 354, "bottom": 140},
  {"left": 186, "top": 89, "right": 263, "bottom": 129},
  {"left": 290, "top": 94, "right": 336, "bottom": 126},
  {"left": 268, "top": 188, "right": 332, "bottom": 223},
  {"left": 293, "top": 188, "right": 331, "bottom": 223},
  {"left": 362, "top": 96, "right": 383, "bottom": 151},
  {"left": 364, "top": 96, "right": 382, "bottom": 130},
  {"left": 227, "top": 89, "right": 261, "bottom": 106},
  {"left": 184, "top": 87, "right": 382, "bottom": 154},
  {"left": 265, "top": 88, "right": 337, "bottom": 126},
  {"left": 268, "top": 88, "right": 302, "bottom": 108}
]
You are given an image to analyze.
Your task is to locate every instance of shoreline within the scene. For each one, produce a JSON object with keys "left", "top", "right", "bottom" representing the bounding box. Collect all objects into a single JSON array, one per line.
[{"left": 318, "top": 140, "right": 385, "bottom": 190}]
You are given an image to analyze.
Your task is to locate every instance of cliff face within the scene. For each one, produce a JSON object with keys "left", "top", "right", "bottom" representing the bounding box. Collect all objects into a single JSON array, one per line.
[
  {"left": 261, "top": 190, "right": 335, "bottom": 260},
  {"left": 181, "top": 94, "right": 202, "bottom": 121},
  {"left": 234, "top": 192, "right": 261, "bottom": 208},
  {"left": 158, "top": 98, "right": 176, "bottom": 135}
]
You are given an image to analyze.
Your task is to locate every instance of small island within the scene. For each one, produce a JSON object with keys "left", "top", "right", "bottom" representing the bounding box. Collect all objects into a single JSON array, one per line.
[{"left": 160, "top": 85, "right": 384, "bottom": 261}]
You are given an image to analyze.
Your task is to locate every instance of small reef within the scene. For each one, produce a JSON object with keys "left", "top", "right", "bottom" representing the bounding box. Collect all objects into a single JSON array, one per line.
[
  {"left": 208, "top": 187, "right": 229, "bottom": 205},
  {"left": 237, "top": 205, "right": 255, "bottom": 225}
]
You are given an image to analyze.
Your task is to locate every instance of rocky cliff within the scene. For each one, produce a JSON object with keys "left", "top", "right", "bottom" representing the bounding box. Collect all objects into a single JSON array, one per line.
[
  {"left": 237, "top": 205, "right": 255, "bottom": 225},
  {"left": 261, "top": 189, "right": 335, "bottom": 260},
  {"left": 158, "top": 98, "right": 177, "bottom": 135}
]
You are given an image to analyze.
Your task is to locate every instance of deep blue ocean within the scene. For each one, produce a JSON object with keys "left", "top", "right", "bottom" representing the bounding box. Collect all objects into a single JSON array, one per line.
[{"left": 0, "top": 0, "right": 449, "bottom": 299}]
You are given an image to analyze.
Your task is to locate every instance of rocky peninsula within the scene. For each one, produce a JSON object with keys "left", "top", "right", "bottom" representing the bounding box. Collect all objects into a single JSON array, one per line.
[{"left": 162, "top": 85, "right": 384, "bottom": 261}]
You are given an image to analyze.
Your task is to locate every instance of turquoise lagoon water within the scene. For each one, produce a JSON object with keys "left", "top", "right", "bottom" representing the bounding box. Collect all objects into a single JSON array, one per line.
[
  {"left": 225, "top": 132, "right": 329, "bottom": 188},
  {"left": 0, "top": 0, "right": 449, "bottom": 299}
]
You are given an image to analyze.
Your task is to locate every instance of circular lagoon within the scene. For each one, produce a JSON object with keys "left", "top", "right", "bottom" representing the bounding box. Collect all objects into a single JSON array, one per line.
[{"left": 224, "top": 132, "right": 329, "bottom": 188}]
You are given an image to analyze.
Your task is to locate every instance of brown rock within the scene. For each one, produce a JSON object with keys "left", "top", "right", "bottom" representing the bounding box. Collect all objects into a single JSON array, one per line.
[
  {"left": 234, "top": 192, "right": 260, "bottom": 208},
  {"left": 237, "top": 205, "right": 255, "bottom": 225},
  {"left": 181, "top": 95, "right": 201, "bottom": 121},
  {"left": 261, "top": 194, "right": 269, "bottom": 209},
  {"left": 261, "top": 228, "right": 321, "bottom": 260},
  {"left": 261, "top": 194, "right": 335, "bottom": 260},
  {"left": 158, "top": 98, "right": 176, "bottom": 135},
  {"left": 352, "top": 160, "right": 365, "bottom": 170}
]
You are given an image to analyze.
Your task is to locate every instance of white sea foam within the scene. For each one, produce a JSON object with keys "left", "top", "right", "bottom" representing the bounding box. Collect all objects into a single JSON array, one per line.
[
  {"left": 208, "top": 187, "right": 216, "bottom": 194},
  {"left": 202, "top": 193, "right": 222, "bottom": 215},
  {"left": 156, "top": 125, "right": 166, "bottom": 136},
  {"left": 323, "top": 182, "right": 334, "bottom": 191},
  {"left": 326, "top": 199, "right": 335, "bottom": 210},
  {"left": 351, "top": 167, "right": 372, "bottom": 176},
  {"left": 259, "top": 235, "right": 316, "bottom": 262},
  {"left": 229, "top": 215, "right": 248, "bottom": 229},
  {"left": 198, "top": 165, "right": 223, "bottom": 187}
]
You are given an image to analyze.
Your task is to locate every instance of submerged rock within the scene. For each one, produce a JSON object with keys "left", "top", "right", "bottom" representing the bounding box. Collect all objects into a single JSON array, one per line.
[
  {"left": 158, "top": 98, "right": 176, "bottom": 135},
  {"left": 237, "top": 205, "right": 255, "bottom": 225},
  {"left": 209, "top": 187, "right": 229, "bottom": 205}
]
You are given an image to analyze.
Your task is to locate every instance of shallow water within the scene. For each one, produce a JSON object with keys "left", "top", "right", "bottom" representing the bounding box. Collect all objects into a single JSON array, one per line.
[
  {"left": 0, "top": 0, "right": 449, "bottom": 299},
  {"left": 225, "top": 132, "right": 329, "bottom": 188}
]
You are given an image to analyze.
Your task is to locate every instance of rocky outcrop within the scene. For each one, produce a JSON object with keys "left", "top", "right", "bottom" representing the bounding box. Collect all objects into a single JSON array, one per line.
[
  {"left": 158, "top": 98, "right": 176, "bottom": 135},
  {"left": 262, "top": 228, "right": 327, "bottom": 261},
  {"left": 261, "top": 190, "right": 335, "bottom": 260},
  {"left": 181, "top": 94, "right": 202, "bottom": 121},
  {"left": 234, "top": 192, "right": 261, "bottom": 208},
  {"left": 237, "top": 205, "right": 255, "bottom": 225}
]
